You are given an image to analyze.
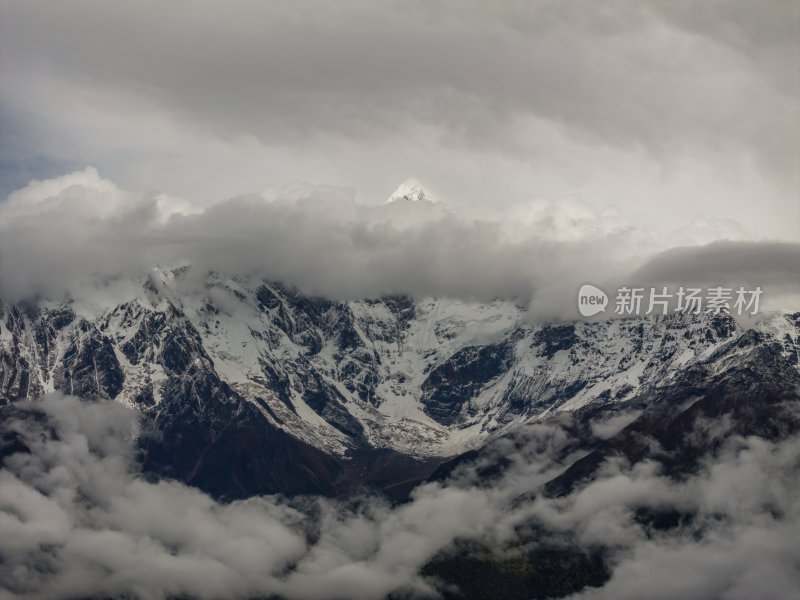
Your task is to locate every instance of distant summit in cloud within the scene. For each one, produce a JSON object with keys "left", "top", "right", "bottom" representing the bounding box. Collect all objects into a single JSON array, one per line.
[
  {"left": 386, "top": 179, "right": 437, "bottom": 204},
  {"left": 1, "top": 1, "right": 797, "bottom": 238}
]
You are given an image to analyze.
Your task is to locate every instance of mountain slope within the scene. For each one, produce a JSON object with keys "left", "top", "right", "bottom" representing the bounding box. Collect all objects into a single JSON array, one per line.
[{"left": 1, "top": 270, "right": 797, "bottom": 499}]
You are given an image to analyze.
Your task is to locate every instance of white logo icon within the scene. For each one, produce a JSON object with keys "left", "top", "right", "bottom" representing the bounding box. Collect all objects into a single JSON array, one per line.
[{"left": 578, "top": 284, "right": 608, "bottom": 317}]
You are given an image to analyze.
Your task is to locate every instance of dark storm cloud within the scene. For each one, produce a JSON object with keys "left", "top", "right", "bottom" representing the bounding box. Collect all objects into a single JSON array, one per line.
[{"left": 632, "top": 241, "right": 800, "bottom": 288}]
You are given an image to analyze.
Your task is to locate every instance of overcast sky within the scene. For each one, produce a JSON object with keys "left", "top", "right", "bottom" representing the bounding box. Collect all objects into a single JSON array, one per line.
[{"left": 1, "top": 0, "right": 798, "bottom": 240}]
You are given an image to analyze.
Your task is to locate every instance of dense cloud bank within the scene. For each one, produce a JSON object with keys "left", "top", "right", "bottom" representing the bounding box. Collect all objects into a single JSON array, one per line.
[
  {"left": 1, "top": 394, "right": 798, "bottom": 600},
  {"left": 1, "top": 169, "right": 797, "bottom": 319},
  {"left": 632, "top": 241, "right": 800, "bottom": 289}
]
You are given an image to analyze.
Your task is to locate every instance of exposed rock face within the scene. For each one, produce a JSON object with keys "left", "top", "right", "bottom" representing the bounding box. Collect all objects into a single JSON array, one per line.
[
  {"left": 53, "top": 319, "right": 124, "bottom": 399},
  {"left": 421, "top": 342, "right": 513, "bottom": 425},
  {"left": 544, "top": 336, "right": 800, "bottom": 498},
  {"left": 1, "top": 303, "right": 123, "bottom": 402},
  {"left": 1, "top": 272, "right": 797, "bottom": 499}
]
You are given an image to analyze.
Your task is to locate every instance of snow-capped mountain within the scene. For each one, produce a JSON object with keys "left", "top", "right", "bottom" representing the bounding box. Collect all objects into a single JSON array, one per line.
[
  {"left": 1, "top": 269, "right": 798, "bottom": 498},
  {"left": 386, "top": 178, "right": 436, "bottom": 204}
]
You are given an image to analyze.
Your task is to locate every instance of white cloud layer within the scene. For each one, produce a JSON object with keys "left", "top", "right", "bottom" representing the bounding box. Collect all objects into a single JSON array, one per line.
[
  {"left": 1, "top": 395, "right": 798, "bottom": 599},
  {"left": 0, "top": 168, "right": 797, "bottom": 320}
]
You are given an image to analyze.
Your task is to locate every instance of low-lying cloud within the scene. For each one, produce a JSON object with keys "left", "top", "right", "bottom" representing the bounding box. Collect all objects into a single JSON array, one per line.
[{"left": 2, "top": 394, "right": 799, "bottom": 599}]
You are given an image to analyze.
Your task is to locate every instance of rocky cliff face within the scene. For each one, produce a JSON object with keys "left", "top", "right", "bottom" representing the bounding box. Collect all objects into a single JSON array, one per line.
[{"left": 1, "top": 269, "right": 798, "bottom": 499}]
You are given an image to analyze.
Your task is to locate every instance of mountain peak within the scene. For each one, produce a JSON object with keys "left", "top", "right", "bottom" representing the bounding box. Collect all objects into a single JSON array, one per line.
[{"left": 386, "top": 178, "right": 436, "bottom": 204}]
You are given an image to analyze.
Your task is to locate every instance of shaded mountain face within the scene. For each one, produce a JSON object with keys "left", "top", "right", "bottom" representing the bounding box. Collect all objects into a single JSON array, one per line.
[{"left": 0, "top": 270, "right": 798, "bottom": 502}]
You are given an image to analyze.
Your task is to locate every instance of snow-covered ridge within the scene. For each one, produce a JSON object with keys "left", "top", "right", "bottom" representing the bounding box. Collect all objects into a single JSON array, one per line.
[{"left": 1, "top": 270, "right": 797, "bottom": 459}]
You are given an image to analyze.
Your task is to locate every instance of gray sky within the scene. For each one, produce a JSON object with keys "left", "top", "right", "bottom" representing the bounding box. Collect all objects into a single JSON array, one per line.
[{"left": 1, "top": 0, "right": 798, "bottom": 239}]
